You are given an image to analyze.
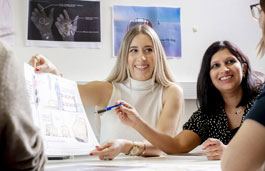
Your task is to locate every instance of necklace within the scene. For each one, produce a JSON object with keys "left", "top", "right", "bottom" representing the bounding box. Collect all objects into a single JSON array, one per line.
[{"left": 235, "top": 107, "right": 243, "bottom": 115}]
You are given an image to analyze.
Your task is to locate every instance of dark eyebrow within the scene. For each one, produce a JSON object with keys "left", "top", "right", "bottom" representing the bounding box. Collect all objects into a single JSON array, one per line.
[
  {"left": 210, "top": 61, "right": 218, "bottom": 66},
  {"left": 210, "top": 59, "right": 219, "bottom": 64},
  {"left": 211, "top": 56, "right": 236, "bottom": 64},
  {"left": 225, "top": 56, "right": 237, "bottom": 60}
]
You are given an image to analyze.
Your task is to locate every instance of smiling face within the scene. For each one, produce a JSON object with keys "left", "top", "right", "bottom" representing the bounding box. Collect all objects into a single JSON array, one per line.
[
  {"left": 127, "top": 33, "right": 156, "bottom": 81},
  {"left": 210, "top": 49, "right": 246, "bottom": 94}
]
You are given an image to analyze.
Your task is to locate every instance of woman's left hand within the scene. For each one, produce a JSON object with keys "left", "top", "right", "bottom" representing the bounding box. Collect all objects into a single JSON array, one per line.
[
  {"left": 90, "top": 139, "right": 126, "bottom": 160},
  {"left": 202, "top": 138, "right": 227, "bottom": 160}
]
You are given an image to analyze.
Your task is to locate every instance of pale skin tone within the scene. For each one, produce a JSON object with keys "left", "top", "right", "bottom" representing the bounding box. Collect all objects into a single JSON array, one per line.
[
  {"left": 115, "top": 48, "right": 247, "bottom": 160},
  {"left": 221, "top": 10, "right": 265, "bottom": 171},
  {"left": 29, "top": 33, "right": 183, "bottom": 160},
  {"left": 221, "top": 120, "right": 265, "bottom": 171}
]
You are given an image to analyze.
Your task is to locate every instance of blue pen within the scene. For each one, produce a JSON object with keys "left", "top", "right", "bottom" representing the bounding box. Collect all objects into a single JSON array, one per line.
[{"left": 95, "top": 103, "right": 123, "bottom": 114}]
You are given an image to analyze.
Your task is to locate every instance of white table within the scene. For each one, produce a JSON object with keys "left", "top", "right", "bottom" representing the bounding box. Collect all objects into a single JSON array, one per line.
[{"left": 46, "top": 153, "right": 221, "bottom": 170}]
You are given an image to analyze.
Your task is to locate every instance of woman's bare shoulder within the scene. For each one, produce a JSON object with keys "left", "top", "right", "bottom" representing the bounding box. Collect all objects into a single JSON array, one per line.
[{"left": 163, "top": 83, "right": 183, "bottom": 98}]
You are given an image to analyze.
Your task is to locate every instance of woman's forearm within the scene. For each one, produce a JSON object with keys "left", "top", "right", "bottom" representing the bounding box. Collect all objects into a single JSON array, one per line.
[
  {"left": 121, "top": 139, "right": 163, "bottom": 157},
  {"left": 141, "top": 142, "right": 163, "bottom": 157},
  {"left": 133, "top": 118, "right": 184, "bottom": 154}
]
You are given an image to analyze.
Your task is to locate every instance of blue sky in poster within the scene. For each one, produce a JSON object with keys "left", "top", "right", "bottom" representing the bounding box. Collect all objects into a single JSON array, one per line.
[{"left": 113, "top": 6, "right": 181, "bottom": 58}]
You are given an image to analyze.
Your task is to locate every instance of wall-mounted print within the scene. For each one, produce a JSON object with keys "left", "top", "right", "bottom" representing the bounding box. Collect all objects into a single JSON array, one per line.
[
  {"left": 27, "top": 0, "right": 101, "bottom": 48},
  {"left": 0, "top": 0, "right": 14, "bottom": 46},
  {"left": 113, "top": 5, "right": 182, "bottom": 58}
]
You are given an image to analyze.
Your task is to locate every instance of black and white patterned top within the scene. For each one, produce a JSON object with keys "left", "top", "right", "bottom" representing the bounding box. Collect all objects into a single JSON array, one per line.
[{"left": 183, "top": 94, "right": 260, "bottom": 145}]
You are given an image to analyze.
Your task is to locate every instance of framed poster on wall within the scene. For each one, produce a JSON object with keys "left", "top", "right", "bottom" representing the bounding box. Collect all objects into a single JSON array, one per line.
[
  {"left": 27, "top": 0, "right": 101, "bottom": 48},
  {"left": 113, "top": 5, "right": 182, "bottom": 58}
]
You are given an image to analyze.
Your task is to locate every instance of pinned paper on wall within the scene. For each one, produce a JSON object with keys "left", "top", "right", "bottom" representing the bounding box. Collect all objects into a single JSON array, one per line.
[
  {"left": 113, "top": 5, "right": 182, "bottom": 58},
  {"left": 27, "top": 0, "right": 101, "bottom": 48},
  {"left": 0, "top": 0, "right": 14, "bottom": 45}
]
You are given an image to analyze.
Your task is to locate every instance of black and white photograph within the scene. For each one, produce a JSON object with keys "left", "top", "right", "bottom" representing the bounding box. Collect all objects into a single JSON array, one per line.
[{"left": 27, "top": 0, "right": 100, "bottom": 48}]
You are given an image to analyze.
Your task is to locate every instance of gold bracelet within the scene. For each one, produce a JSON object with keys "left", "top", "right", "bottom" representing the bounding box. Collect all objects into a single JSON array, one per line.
[
  {"left": 128, "top": 141, "right": 140, "bottom": 156},
  {"left": 126, "top": 141, "right": 134, "bottom": 155}
]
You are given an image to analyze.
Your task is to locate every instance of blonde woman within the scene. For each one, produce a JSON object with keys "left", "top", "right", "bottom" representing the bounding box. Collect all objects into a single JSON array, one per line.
[
  {"left": 221, "top": 1, "right": 265, "bottom": 170},
  {"left": 29, "top": 25, "right": 184, "bottom": 160}
]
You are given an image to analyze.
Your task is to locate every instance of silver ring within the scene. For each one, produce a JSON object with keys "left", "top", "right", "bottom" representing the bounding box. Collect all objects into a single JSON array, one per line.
[{"left": 103, "top": 155, "right": 110, "bottom": 160}]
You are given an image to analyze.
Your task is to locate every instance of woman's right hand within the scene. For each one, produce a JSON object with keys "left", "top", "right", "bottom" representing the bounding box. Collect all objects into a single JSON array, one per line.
[
  {"left": 115, "top": 100, "right": 142, "bottom": 128},
  {"left": 29, "top": 54, "right": 62, "bottom": 76}
]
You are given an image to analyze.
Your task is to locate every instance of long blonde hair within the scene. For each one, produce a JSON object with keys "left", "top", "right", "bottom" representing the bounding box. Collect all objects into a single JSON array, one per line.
[
  {"left": 106, "top": 25, "right": 175, "bottom": 87},
  {"left": 257, "top": 0, "right": 265, "bottom": 58}
]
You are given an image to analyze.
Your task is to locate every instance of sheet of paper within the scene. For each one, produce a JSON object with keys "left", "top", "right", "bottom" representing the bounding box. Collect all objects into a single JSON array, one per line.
[{"left": 24, "top": 63, "right": 99, "bottom": 156}]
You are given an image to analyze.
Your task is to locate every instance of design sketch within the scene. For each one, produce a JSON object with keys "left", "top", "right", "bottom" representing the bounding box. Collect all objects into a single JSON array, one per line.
[
  {"left": 46, "top": 123, "right": 58, "bottom": 136},
  {"left": 61, "top": 126, "right": 70, "bottom": 137},
  {"left": 72, "top": 117, "right": 88, "bottom": 143},
  {"left": 24, "top": 63, "right": 99, "bottom": 156}
]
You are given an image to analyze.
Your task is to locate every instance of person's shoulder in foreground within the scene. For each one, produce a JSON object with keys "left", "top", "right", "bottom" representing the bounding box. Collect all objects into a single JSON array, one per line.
[
  {"left": 221, "top": 85, "right": 265, "bottom": 171},
  {"left": 221, "top": 1, "right": 265, "bottom": 170},
  {"left": 245, "top": 85, "right": 265, "bottom": 126},
  {"left": 0, "top": 40, "right": 46, "bottom": 170}
]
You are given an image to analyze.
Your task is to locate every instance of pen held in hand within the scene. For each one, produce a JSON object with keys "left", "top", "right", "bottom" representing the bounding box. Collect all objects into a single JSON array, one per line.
[{"left": 94, "top": 103, "right": 123, "bottom": 114}]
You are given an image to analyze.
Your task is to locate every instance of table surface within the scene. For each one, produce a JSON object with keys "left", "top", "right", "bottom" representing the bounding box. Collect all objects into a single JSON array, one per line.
[{"left": 46, "top": 153, "right": 221, "bottom": 171}]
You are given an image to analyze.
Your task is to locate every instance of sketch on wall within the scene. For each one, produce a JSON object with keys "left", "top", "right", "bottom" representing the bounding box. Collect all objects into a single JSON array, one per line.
[
  {"left": 27, "top": 0, "right": 101, "bottom": 48},
  {"left": 113, "top": 5, "right": 182, "bottom": 58},
  {"left": 0, "top": 0, "right": 14, "bottom": 45}
]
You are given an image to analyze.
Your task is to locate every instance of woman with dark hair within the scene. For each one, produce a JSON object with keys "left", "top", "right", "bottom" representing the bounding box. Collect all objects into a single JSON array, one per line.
[
  {"left": 114, "top": 40, "right": 264, "bottom": 160},
  {"left": 197, "top": 41, "right": 261, "bottom": 117},
  {"left": 222, "top": 0, "right": 265, "bottom": 170}
]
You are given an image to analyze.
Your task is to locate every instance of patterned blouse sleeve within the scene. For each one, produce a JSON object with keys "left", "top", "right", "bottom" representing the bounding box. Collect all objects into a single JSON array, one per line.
[{"left": 182, "top": 109, "right": 208, "bottom": 143}]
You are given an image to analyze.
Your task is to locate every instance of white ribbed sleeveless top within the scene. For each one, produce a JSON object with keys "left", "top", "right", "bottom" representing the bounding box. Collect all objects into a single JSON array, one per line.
[{"left": 100, "top": 78, "right": 163, "bottom": 143}]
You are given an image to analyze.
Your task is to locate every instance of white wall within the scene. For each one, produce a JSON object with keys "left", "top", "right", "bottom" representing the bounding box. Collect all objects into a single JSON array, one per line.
[{"left": 14, "top": 0, "right": 265, "bottom": 83}]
